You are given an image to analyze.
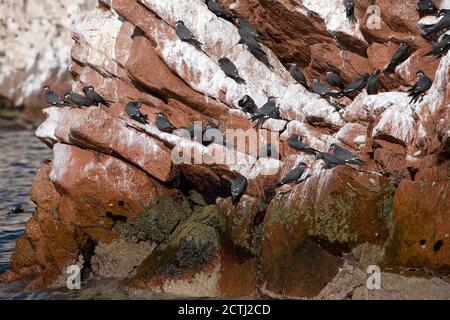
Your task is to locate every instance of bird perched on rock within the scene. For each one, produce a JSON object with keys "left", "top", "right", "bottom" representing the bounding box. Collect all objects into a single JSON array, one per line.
[
  {"left": 423, "top": 34, "right": 450, "bottom": 58},
  {"left": 238, "top": 29, "right": 273, "bottom": 70},
  {"left": 408, "top": 70, "right": 433, "bottom": 104},
  {"left": 315, "top": 152, "right": 346, "bottom": 168},
  {"left": 230, "top": 175, "right": 248, "bottom": 205},
  {"left": 384, "top": 43, "right": 410, "bottom": 75},
  {"left": 289, "top": 63, "right": 312, "bottom": 92},
  {"left": 287, "top": 134, "right": 318, "bottom": 155},
  {"left": 235, "top": 17, "right": 261, "bottom": 40},
  {"left": 416, "top": 0, "right": 438, "bottom": 17},
  {"left": 330, "top": 143, "right": 365, "bottom": 165},
  {"left": 422, "top": 9, "right": 450, "bottom": 39},
  {"left": 344, "top": 0, "right": 357, "bottom": 23},
  {"left": 312, "top": 79, "right": 339, "bottom": 97},
  {"left": 205, "top": 0, "right": 234, "bottom": 23},
  {"left": 250, "top": 97, "right": 280, "bottom": 128},
  {"left": 155, "top": 112, "right": 177, "bottom": 133},
  {"left": 366, "top": 69, "right": 381, "bottom": 95},
  {"left": 175, "top": 20, "right": 203, "bottom": 51},
  {"left": 8, "top": 205, "right": 24, "bottom": 215},
  {"left": 125, "top": 101, "right": 148, "bottom": 124},
  {"left": 64, "top": 92, "right": 93, "bottom": 107},
  {"left": 249, "top": 97, "right": 277, "bottom": 121},
  {"left": 326, "top": 70, "right": 346, "bottom": 90},
  {"left": 340, "top": 73, "right": 369, "bottom": 97},
  {"left": 218, "top": 57, "right": 246, "bottom": 84},
  {"left": 42, "top": 86, "right": 70, "bottom": 106},
  {"left": 82, "top": 86, "right": 113, "bottom": 107},
  {"left": 276, "top": 162, "right": 307, "bottom": 187},
  {"left": 238, "top": 95, "right": 258, "bottom": 113}
]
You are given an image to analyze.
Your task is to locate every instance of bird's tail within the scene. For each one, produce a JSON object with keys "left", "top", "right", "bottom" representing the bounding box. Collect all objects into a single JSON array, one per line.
[
  {"left": 383, "top": 64, "right": 394, "bottom": 75},
  {"left": 235, "top": 76, "right": 247, "bottom": 85},
  {"left": 347, "top": 14, "right": 357, "bottom": 23},
  {"left": 189, "top": 39, "right": 203, "bottom": 51}
]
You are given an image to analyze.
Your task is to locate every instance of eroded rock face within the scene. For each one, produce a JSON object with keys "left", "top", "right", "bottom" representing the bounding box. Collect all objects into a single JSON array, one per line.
[{"left": 2, "top": 0, "right": 449, "bottom": 298}]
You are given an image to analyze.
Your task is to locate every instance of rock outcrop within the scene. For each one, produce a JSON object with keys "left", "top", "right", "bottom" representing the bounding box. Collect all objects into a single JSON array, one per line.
[{"left": 1, "top": 0, "right": 449, "bottom": 298}]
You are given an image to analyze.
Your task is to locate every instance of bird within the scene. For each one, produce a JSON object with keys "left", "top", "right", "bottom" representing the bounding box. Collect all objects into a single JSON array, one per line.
[
  {"left": 238, "top": 95, "right": 258, "bottom": 113},
  {"left": 422, "top": 9, "right": 450, "bottom": 39},
  {"left": 315, "top": 152, "right": 347, "bottom": 168},
  {"left": 205, "top": 0, "right": 234, "bottom": 23},
  {"left": 64, "top": 92, "right": 94, "bottom": 107},
  {"left": 235, "top": 17, "right": 261, "bottom": 40},
  {"left": 218, "top": 57, "right": 246, "bottom": 84},
  {"left": 237, "top": 29, "right": 273, "bottom": 70},
  {"left": 125, "top": 101, "right": 148, "bottom": 124},
  {"left": 276, "top": 162, "right": 307, "bottom": 187},
  {"left": 287, "top": 134, "right": 318, "bottom": 155},
  {"left": 175, "top": 20, "right": 203, "bottom": 51},
  {"left": 42, "top": 86, "right": 70, "bottom": 106},
  {"left": 384, "top": 43, "right": 410, "bottom": 75},
  {"left": 230, "top": 175, "right": 248, "bottom": 205},
  {"left": 344, "top": 0, "right": 357, "bottom": 23},
  {"left": 82, "top": 86, "right": 113, "bottom": 107},
  {"left": 326, "top": 70, "right": 346, "bottom": 89},
  {"left": 260, "top": 143, "right": 279, "bottom": 159},
  {"left": 155, "top": 112, "right": 177, "bottom": 133},
  {"left": 330, "top": 143, "right": 365, "bottom": 165},
  {"left": 423, "top": 34, "right": 450, "bottom": 58},
  {"left": 312, "top": 79, "right": 339, "bottom": 97},
  {"left": 416, "top": 0, "right": 438, "bottom": 17},
  {"left": 289, "top": 63, "right": 312, "bottom": 92},
  {"left": 249, "top": 97, "right": 277, "bottom": 121},
  {"left": 8, "top": 205, "right": 24, "bottom": 215},
  {"left": 408, "top": 70, "right": 433, "bottom": 104},
  {"left": 366, "top": 69, "right": 381, "bottom": 95},
  {"left": 340, "top": 73, "right": 369, "bottom": 97}
]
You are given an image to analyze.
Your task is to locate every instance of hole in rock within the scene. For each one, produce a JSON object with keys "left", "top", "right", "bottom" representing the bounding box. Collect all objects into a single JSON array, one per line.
[{"left": 433, "top": 240, "right": 444, "bottom": 252}]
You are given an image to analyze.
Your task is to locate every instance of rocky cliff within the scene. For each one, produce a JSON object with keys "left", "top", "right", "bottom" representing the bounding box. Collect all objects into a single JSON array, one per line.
[{"left": 1, "top": 0, "right": 449, "bottom": 298}]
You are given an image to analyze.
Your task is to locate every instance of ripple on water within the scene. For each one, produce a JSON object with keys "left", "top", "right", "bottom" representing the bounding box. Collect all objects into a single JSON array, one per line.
[{"left": 0, "top": 130, "right": 52, "bottom": 275}]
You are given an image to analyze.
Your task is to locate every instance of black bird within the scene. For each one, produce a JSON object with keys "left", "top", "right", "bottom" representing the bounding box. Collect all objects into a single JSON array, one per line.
[
  {"left": 125, "top": 102, "right": 148, "bottom": 124},
  {"left": 416, "top": 0, "right": 438, "bottom": 17},
  {"left": 155, "top": 112, "right": 177, "bottom": 133},
  {"left": 422, "top": 9, "right": 450, "bottom": 39},
  {"left": 206, "top": 0, "right": 234, "bottom": 22},
  {"left": 315, "top": 152, "right": 346, "bottom": 168},
  {"left": 64, "top": 92, "right": 93, "bottom": 107},
  {"left": 238, "top": 30, "right": 273, "bottom": 70},
  {"left": 42, "top": 86, "right": 70, "bottom": 106},
  {"left": 312, "top": 79, "right": 339, "bottom": 97},
  {"left": 82, "top": 86, "right": 113, "bottom": 107},
  {"left": 236, "top": 17, "right": 261, "bottom": 40},
  {"left": 366, "top": 69, "right": 381, "bottom": 95},
  {"left": 230, "top": 175, "right": 248, "bottom": 205},
  {"left": 423, "top": 34, "right": 450, "bottom": 58},
  {"left": 276, "top": 162, "right": 307, "bottom": 187},
  {"left": 238, "top": 95, "right": 258, "bottom": 113},
  {"left": 326, "top": 70, "right": 346, "bottom": 89},
  {"left": 287, "top": 134, "right": 318, "bottom": 155},
  {"left": 8, "top": 205, "right": 24, "bottom": 214},
  {"left": 289, "top": 63, "right": 312, "bottom": 92},
  {"left": 344, "top": 0, "right": 357, "bottom": 23},
  {"left": 330, "top": 143, "right": 365, "bottom": 165},
  {"left": 218, "top": 57, "right": 246, "bottom": 84},
  {"left": 249, "top": 97, "right": 277, "bottom": 121},
  {"left": 175, "top": 21, "right": 203, "bottom": 51},
  {"left": 384, "top": 43, "right": 410, "bottom": 75},
  {"left": 260, "top": 143, "right": 279, "bottom": 159},
  {"left": 340, "top": 73, "right": 369, "bottom": 97},
  {"left": 408, "top": 70, "right": 433, "bottom": 104}
]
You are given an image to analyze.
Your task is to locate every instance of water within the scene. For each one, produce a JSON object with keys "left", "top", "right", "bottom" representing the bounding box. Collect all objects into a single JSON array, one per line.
[{"left": 0, "top": 130, "right": 52, "bottom": 274}]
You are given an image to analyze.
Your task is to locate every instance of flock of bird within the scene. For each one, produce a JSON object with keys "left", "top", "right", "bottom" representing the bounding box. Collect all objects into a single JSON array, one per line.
[{"left": 41, "top": 0, "right": 450, "bottom": 206}]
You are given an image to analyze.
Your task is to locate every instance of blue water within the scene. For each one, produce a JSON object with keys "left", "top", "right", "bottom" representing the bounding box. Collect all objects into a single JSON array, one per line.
[{"left": 0, "top": 130, "right": 52, "bottom": 274}]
